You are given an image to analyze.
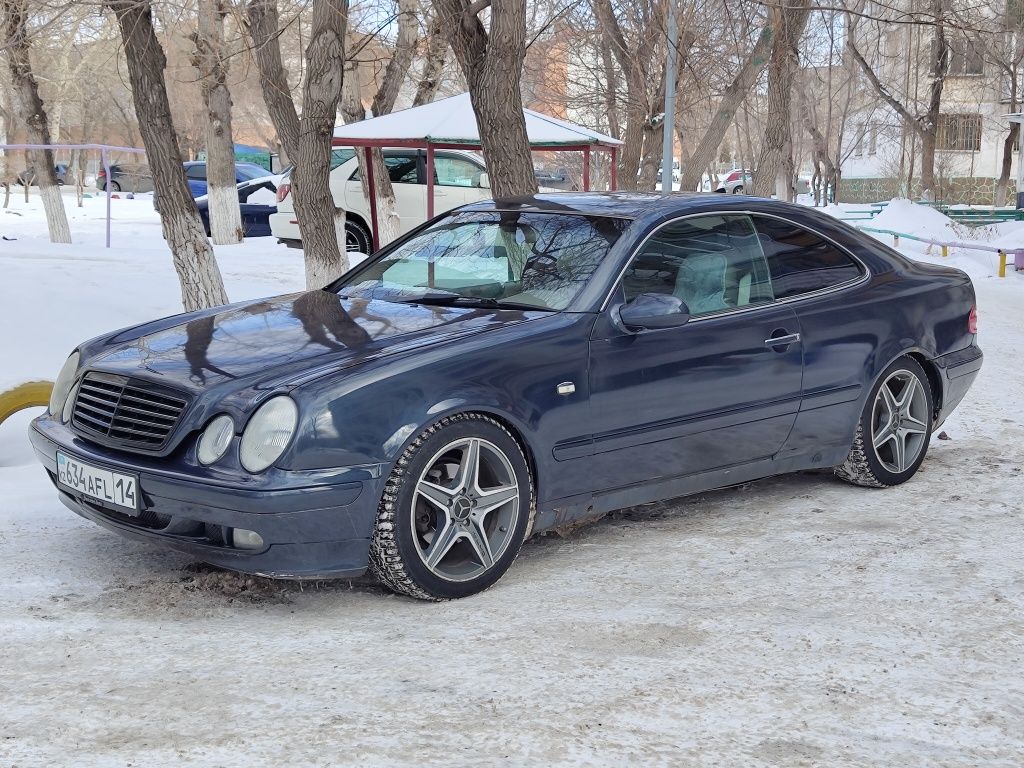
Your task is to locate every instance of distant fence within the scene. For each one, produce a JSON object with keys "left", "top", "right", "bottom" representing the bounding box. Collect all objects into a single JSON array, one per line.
[
  {"left": 0, "top": 142, "right": 147, "bottom": 247},
  {"left": 857, "top": 225, "right": 1024, "bottom": 278}
]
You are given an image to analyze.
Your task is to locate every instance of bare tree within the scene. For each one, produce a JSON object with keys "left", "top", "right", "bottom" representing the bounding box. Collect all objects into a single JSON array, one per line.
[
  {"left": 1, "top": 0, "right": 71, "bottom": 244},
  {"left": 848, "top": 0, "right": 951, "bottom": 197},
  {"left": 593, "top": 0, "right": 665, "bottom": 191},
  {"left": 678, "top": 25, "right": 772, "bottom": 192},
  {"left": 246, "top": 0, "right": 348, "bottom": 287},
  {"left": 413, "top": 7, "right": 449, "bottom": 106},
  {"left": 106, "top": 0, "right": 228, "bottom": 311},
  {"left": 751, "top": 0, "right": 810, "bottom": 199},
  {"left": 434, "top": 0, "right": 538, "bottom": 198},
  {"left": 342, "top": 0, "right": 418, "bottom": 247},
  {"left": 192, "top": 0, "right": 243, "bottom": 244}
]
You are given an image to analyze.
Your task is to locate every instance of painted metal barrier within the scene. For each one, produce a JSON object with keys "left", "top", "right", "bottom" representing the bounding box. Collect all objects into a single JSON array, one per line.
[
  {"left": 0, "top": 381, "right": 53, "bottom": 427},
  {"left": 857, "top": 225, "right": 1023, "bottom": 278}
]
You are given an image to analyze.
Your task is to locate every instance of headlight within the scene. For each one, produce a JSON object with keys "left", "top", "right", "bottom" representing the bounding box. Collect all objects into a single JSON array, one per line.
[
  {"left": 49, "top": 352, "right": 80, "bottom": 415},
  {"left": 239, "top": 396, "right": 298, "bottom": 473},
  {"left": 197, "top": 414, "right": 235, "bottom": 465}
]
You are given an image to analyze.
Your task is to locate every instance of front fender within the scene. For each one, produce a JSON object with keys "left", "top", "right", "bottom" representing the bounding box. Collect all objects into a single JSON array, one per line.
[{"left": 277, "top": 313, "right": 596, "bottom": 505}]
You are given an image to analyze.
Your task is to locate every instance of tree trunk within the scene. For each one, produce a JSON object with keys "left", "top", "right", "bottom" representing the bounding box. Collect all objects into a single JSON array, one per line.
[
  {"left": 246, "top": 0, "right": 348, "bottom": 286},
  {"left": 679, "top": 26, "right": 774, "bottom": 191},
  {"left": 752, "top": 0, "right": 809, "bottom": 199},
  {"left": 106, "top": 0, "right": 228, "bottom": 311},
  {"left": 341, "top": 66, "right": 400, "bottom": 247},
  {"left": 193, "top": 0, "right": 243, "bottom": 245},
  {"left": 436, "top": 0, "right": 537, "bottom": 198},
  {"left": 919, "top": 6, "right": 949, "bottom": 197},
  {"left": 2, "top": 0, "right": 71, "bottom": 244},
  {"left": 593, "top": 0, "right": 663, "bottom": 192},
  {"left": 600, "top": 41, "right": 621, "bottom": 140},
  {"left": 413, "top": 11, "right": 448, "bottom": 107},
  {"left": 342, "top": 0, "right": 416, "bottom": 248}
]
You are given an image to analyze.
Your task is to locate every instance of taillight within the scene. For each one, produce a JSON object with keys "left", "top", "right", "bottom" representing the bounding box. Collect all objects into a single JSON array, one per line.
[
  {"left": 276, "top": 183, "right": 290, "bottom": 203},
  {"left": 968, "top": 306, "right": 978, "bottom": 334}
]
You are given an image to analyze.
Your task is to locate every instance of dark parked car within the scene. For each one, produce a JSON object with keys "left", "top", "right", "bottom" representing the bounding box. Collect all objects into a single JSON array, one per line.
[
  {"left": 17, "top": 164, "right": 69, "bottom": 186},
  {"left": 97, "top": 163, "right": 153, "bottom": 193},
  {"left": 184, "top": 161, "right": 269, "bottom": 197},
  {"left": 196, "top": 177, "right": 278, "bottom": 237},
  {"left": 31, "top": 193, "right": 982, "bottom": 600}
]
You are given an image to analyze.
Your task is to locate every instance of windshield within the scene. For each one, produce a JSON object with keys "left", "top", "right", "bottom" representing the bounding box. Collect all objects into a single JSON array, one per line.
[{"left": 336, "top": 211, "right": 630, "bottom": 311}]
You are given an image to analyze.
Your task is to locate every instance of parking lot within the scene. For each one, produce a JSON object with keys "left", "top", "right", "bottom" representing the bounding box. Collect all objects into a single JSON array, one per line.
[{"left": 1, "top": 241, "right": 1021, "bottom": 766}]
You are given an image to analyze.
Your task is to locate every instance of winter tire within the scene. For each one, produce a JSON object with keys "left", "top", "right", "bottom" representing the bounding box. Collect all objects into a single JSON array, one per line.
[
  {"left": 732, "top": 185, "right": 744, "bottom": 194},
  {"left": 110, "top": 181, "right": 121, "bottom": 192},
  {"left": 345, "top": 219, "right": 372, "bottom": 254},
  {"left": 369, "top": 413, "right": 534, "bottom": 600},
  {"left": 835, "top": 355, "right": 934, "bottom": 487}
]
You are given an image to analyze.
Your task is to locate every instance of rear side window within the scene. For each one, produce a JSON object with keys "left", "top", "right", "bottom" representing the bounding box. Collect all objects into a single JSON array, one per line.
[{"left": 752, "top": 216, "right": 863, "bottom": 299}]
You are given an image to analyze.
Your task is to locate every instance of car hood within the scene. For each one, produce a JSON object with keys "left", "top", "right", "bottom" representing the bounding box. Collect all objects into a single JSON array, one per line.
[{"left": 84, "top": 291, "right": 536, "bottom": 394}]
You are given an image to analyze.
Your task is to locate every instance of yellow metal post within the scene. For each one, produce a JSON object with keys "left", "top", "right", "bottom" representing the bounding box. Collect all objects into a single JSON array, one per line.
[
  {"left": 941, "top": 245, "right": 948, "bottom": 258},
  {"left": 998, "top": 250, "right": 1008, "bottom": 278},
  {"left": 0, "top": 381, "right": 53, "bottom": 427}
]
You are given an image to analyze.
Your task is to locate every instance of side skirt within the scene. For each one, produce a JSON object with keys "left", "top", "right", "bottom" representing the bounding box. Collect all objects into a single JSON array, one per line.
[{"left": 533, "top": 447, "right": 850, "bottom": 535}]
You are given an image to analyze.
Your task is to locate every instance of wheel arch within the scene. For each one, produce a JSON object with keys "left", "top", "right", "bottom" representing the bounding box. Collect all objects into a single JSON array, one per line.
[
  {"left": 906, "top": 351, "right": 943, "bottom": 419},
  {"left": 393, "top": 405, "right": 540, "bottom": 504}
]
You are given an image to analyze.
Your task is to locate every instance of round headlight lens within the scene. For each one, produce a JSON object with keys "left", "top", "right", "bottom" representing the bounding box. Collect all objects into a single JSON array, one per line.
[
  {"left": 197, "top": 414, "right": 235, "bottom": 465},
  {"left": 239, "top": 396, "right": 298, "bottom": 473},
  {"left": 49, "top": 352, "right": 80, "bottom": 415}
]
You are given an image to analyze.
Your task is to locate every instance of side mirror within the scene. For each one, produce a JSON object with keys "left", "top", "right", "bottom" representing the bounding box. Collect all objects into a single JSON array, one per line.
[
  {"left": 477, "top": 172, "right": 490, "bottom": 189},
  {"left": 617, "top": 293, "right": 691, "bottom": 331}
]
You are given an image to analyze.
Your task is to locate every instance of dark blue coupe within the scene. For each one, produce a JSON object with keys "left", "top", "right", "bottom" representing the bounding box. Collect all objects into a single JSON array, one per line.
[{"left": 30, "top": 193, "right": 983, "bottom": 600}]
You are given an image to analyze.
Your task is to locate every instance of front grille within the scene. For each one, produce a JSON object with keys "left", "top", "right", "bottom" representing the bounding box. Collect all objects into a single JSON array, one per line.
[{"left": 71, "top": 371, "right": 189, "bottom": 451}]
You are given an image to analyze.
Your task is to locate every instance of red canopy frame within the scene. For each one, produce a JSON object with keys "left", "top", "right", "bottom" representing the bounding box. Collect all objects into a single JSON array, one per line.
[{"left": 334, "top": 137, "right": 620, "bottom": 251}]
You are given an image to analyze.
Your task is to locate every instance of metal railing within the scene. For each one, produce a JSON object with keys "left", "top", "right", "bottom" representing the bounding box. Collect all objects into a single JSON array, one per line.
[{"left": 858, "top": 225, "right": 1023, "bottom": 277}]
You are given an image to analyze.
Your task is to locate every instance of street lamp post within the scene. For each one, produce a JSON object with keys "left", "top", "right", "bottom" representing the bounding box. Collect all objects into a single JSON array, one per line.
[{"left": 661, "top": 2, "right": 678, "bottom": 194}]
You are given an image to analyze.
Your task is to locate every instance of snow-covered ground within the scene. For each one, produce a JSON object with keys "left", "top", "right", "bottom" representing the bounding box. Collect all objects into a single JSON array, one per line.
[{"left": 1, "top": 193, "right": 1023, "bottom": 766}]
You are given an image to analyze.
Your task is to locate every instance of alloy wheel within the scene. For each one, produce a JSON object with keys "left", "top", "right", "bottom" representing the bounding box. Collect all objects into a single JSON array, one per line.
[
  {"left": 870, "top": 369, "right": 929, "bottom": 473},
  {"left": 411, "top": 437, "right": 521, "bottom": 582}
]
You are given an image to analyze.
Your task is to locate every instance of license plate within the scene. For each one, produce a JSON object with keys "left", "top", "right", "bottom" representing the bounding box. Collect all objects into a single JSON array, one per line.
[{"left": 56, "top": 451, "right": 139, "bottom": 513}]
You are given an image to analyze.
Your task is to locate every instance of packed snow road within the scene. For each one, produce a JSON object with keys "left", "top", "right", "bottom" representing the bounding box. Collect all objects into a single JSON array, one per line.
[{"left": 1, "top": 198, "right": 1022, "bottom": 766}]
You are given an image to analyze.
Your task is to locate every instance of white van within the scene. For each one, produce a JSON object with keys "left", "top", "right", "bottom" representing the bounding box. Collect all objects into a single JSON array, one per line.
[{"left": 269, "top": 148, "right": 493, "bottom": 253}]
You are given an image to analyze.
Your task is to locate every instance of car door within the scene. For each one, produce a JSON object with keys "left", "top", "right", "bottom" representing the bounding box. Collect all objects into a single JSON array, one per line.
[
  {"left": 748, "top": 214, "right": 869, "bottom": 462},
  {"left": 587, "top": 213, "right": 804, "bottom": 491},
  {"left": 345, "top": 151, "right": 424, "bottom": 233}
]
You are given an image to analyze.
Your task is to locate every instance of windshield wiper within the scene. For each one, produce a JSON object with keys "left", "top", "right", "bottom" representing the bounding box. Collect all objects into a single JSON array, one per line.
[{"left": 400, "top": 294, "right": 555, "bottom": 312}]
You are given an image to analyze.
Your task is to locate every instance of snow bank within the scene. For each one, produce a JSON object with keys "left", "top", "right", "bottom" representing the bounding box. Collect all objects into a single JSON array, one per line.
[{"left": 0, "top": 189, "right": 305, "bottom": 400}]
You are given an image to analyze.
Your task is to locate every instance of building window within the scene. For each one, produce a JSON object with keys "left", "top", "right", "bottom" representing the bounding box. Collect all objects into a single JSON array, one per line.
[
  {"left": 948, "top": 38, "right": 984, "bottom": 76},
  {"left": 936, "top": 114, "right": 983, "bottom": 151},
  {"left": 868, "top": 124, "right": 878, "bottom": 155}
]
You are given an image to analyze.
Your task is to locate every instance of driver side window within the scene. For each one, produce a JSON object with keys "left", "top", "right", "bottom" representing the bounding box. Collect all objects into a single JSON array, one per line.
[{"left": 622, "top": 215, "right": 774, "bottom": 317}]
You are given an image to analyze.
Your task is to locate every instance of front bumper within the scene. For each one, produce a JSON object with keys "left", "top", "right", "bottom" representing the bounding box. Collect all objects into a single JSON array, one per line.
[{"left": 29, "top": 415, "right": 385, "bottom": 579}]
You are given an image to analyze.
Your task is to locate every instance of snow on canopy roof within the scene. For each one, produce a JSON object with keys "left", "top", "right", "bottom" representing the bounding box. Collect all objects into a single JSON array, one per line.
[{"left": 332, "top": 93, "right": 621, "bottom": 147}]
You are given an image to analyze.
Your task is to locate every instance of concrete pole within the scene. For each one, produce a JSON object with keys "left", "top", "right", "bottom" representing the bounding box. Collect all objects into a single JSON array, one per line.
[{"left": 661, "top": 1, "right": 678, "bottom": 194}]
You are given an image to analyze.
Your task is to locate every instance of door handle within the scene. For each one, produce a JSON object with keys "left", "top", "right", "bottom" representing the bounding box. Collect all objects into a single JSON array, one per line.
[{"left": 764, "top": 332, "right": 801, "bottom": 347}]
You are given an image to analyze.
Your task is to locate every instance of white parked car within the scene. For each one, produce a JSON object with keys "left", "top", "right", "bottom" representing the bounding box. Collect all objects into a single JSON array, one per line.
[{"left": 269, "top": 148, "right": 493, "bottom": 253}]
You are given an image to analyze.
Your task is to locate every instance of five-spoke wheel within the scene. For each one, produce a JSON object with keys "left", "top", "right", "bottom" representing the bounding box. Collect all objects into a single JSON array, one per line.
[
  {"left": 413, "top": 437, "right": 521, "bottom": 581},
  {"left": 369, "top": 414, "right": 533, "bottom": 600},
  {"left": 836, "top": 356, "right": 934, "bottom": 487}
]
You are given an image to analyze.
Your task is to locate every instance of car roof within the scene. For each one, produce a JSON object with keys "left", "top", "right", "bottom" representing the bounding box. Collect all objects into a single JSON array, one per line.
[{"left": 459, "top": 191, "right": 779, "bottom": 219}]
